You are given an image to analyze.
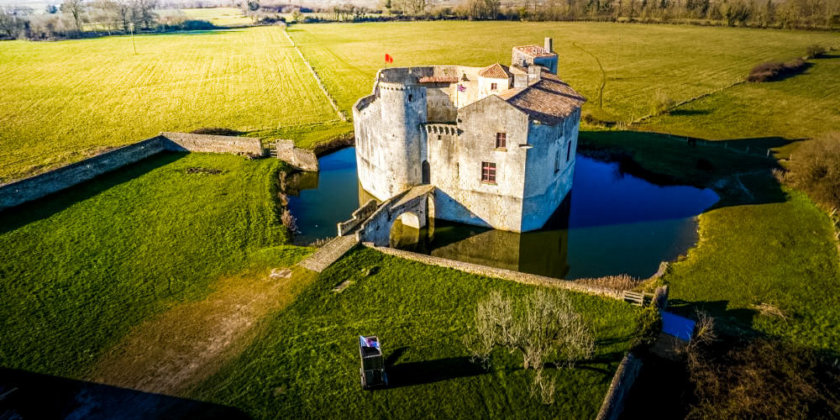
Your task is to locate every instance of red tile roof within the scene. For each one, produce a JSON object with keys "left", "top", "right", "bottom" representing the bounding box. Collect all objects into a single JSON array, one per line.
[
  {"left": 513, "top": 45, "right": 555, "bottom": 58},
  {"left": 498, "top": 73, "right": 586, "bottom": 125},
  {"left": 478, "top": 63, "right": 511, "bottom": 79},
  {"left": 418, "top": 76, "right": 459, "bottom": 83}
]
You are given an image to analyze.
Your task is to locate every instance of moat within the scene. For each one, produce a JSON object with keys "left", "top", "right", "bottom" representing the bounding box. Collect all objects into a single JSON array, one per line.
[{"left": 287, "top": 147, "right": 719, "bottom": 279}]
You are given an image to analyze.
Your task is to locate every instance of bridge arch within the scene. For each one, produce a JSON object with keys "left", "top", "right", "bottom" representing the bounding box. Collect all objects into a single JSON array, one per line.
[{"left": 341, "top": 185, "right": 435, "bottom": 247}]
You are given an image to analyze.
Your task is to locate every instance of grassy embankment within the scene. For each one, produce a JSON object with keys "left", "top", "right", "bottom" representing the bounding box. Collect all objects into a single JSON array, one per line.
[
  {"left": 0, "top": 26, "right": 337, "bottom": 183},
  {"left": 192, "top": 247, "right": 641, "bottom": 419},
  {"left": 0, "top": 153, "right": 309, "bottom": 378}
]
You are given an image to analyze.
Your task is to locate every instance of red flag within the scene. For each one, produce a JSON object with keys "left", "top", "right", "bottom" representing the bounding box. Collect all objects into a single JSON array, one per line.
[{"left": 385, "top": 54, "right": 394, "bottom": 64}]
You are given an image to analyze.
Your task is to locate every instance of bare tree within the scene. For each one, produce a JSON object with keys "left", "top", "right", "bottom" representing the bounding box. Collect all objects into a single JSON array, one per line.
[
  {"left": 60, "top": 0, "right": 85, "bottom": 32},
  {"left": 0, "top": 6, "right": 31, "bottom": 39},
  {"left": 464, "top": 289, "right": 596, "bottom": 404}
]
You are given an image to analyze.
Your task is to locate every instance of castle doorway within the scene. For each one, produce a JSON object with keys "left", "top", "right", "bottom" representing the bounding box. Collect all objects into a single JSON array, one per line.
[{"left": 421, "top": 161, "right": 430, "bottom": 184}]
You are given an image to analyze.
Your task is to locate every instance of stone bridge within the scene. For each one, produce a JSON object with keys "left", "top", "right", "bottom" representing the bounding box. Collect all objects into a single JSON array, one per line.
[{"left": 338, "top": 185, "right": 435, "bottom": 247}]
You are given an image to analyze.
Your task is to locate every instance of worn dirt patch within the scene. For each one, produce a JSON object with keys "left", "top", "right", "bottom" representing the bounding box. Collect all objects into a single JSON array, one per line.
[{"left": 87, "top": 266, "right": 317, "bottom": 396}]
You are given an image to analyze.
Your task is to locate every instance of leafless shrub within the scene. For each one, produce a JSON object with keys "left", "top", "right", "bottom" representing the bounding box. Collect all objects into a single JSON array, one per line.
[
  {"left": 574, "top": 274, "right": 641, "bottom": 291},
  {"left": 806, "top": 44, "right": 828, "bottom": 59},
  {"left": 786, "top": 133, "right": 840, "bottom": 211},
  {"left": 281, "top": 209, "right": 298, "bottom": 233},
  {"left": 650, "top": 89, "right": 676, "bottom": 115},
  {"left": 751, "top": 302, "right": 788, "bottom": 320}
]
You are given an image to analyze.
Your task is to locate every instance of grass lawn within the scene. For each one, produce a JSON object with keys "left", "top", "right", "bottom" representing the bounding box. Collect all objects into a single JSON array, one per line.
[
  {"left": 0, "top": 26, "right": 337, "bottom": 183},
  {"left": 192, "top": 247, "right": 641, "bottom": 418},
  {"left": 644, "top": 53, "right": 840, "bottom": 140},
  {"left": 288, "top": 21, "right": 839, "bottom": 130},
  {"left": 0, "top": 152, "right": 309, "bottom": 377}
]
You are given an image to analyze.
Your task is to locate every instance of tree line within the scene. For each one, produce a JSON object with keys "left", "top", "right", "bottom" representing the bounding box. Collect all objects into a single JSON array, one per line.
[{"left": 0, "top": 0, "right": 212, "bottom": 40}]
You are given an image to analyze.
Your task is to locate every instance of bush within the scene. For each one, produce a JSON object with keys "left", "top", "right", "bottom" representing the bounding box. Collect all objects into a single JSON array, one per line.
[
  {"left": 805, "top": 44, "right": 828, "bottom": 59},
  {"left": 190, "top": 127, "right": 243, "bottom": 136},
  {"left": 686, "top": 337, "right": 840, "bottom": 418},
  {"left": 747, "top": 58, "right": 807, "bottom": 82},
  {"left": 650, "top": 89, "right": 676, "bottom": 115},
  {"left": 786, "top": 132, "right": 840, "bottom": 211}
]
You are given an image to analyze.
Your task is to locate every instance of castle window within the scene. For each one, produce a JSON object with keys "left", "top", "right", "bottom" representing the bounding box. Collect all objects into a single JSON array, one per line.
[
  {"left": 555, "top": 149, "right": 561, "bottom": 173},
  {"left": 481, "top": 162, "right": 497, "bottom": 184},
  {"left": 566, "top": 141, "right": 572, "bottom": 162},
  {"left": 491, "top": 82, "right": 498, "bottom": 90},
  {"left": 495, "top": 132, "right": 506, "bottom": 149},
  {"left": 437, "top": 135, "right": 442, "bottom": 140},
  {"left": 408, "top": 94, "right": 413, "bottom": 102}
]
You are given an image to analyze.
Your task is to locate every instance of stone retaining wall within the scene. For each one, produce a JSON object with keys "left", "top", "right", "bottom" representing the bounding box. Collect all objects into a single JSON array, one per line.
[
  {"left": 0, "top": 138, "right": 166, "bottom": 211},
  {"left": 275, "top": 139, "right": 319, "bottom": 171},
  {"left": 596, "top": 352, "right": 643, "bottom": 420},
  {"left": 362, "top": 243, "right": 625, "bottom": 300},
  {"left": 0, "top": 132, "right": 267, "bottom": 211},
  {"left": 161, "top": 132, "right": 264, "bottom": 156}
]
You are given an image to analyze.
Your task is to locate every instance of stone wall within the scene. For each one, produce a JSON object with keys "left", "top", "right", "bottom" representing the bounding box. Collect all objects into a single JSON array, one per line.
[
  {"left": 275, "top": 139, "right": 319, "bottom": 171},
  {"left": 160, "top": 132, "right": 264, "bottom": 156},
  {"left": 355, "top": 186, "right": 433, "bottom": 247},
  {"left": 362, "top": 242, "right": 624, "bottom": 300},
  {"left": 0, "top": 138, "right": 166, "bottom": 211},
  {"left": 1, "top": 132, "right": 268, "bottom": 212},
  {"left": 596, "top": 352, "right": 643, "bottom": 420}
]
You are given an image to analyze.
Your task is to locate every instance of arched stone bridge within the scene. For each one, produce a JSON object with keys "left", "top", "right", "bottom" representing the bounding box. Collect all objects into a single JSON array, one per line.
[{"left": 338, "top": 185, "right": 435, "bottom": 247}]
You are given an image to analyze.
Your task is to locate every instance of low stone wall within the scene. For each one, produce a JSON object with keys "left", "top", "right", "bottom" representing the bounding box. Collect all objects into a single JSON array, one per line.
[
  {"left": 0, "top": 138, "right": 166, "bottom": 211},
  {"left": 275, "top": 139, "right": 319, "bottom": 171},
  {"left": 161, "top": 132, "right": 264, "bottom": 156},
  {"left": 338, "top": 199, "right": 378, "bottom": 236},
  {"left": 596, "top": 352, "right": 643, "bottom": 420},
  {"left": 1, "top": 132, "right": 268, "bottom": 212},
  {"left": 362, "top": 243, "right": 625, "bottom": 300}
]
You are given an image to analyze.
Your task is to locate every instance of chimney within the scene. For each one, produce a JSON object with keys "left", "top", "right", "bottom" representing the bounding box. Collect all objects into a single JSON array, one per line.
[{"left": 544, "top": 37, "right": 553, "bottom": 53}]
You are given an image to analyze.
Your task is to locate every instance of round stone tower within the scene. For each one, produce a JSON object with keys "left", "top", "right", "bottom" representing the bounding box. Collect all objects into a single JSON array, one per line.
[{"left": 353, "top": 72, "right": 427, "bottom": 201}]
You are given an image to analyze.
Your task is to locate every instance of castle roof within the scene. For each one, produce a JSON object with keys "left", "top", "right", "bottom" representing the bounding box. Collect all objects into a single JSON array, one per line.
[
  {"left": 418, "top": 75, "right": 460, "bottom": 84},
  {"left": 513, "top": 45, "right": 556, "bottom": 58},
  {"left": 497, "top": 72, "right": 586, "bottom": 125},
  {"left": 478, "top": 63, "right": 511, "bottom": 79}
]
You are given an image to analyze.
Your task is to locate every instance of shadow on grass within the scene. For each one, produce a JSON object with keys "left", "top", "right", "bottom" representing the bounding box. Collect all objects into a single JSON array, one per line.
[
  {"left": 0, "top": 367, "right": 248, "bottom": 420},
  {"left": 0, "top": 152, "right": 186, "bottom": 235},
  {"left": 579, "top": 131, "right": 792, "bottom": 207},
  {"left": 386, "top": 356, "right": 489, "bottom": 388},
  {"left": 668, "top": 109, "right": 710, "bottom": 116}
]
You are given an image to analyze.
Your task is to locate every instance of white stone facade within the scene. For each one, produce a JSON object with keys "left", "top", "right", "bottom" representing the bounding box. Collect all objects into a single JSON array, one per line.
[{"left": 352, "top": 40, "right": 585, "bottom": 233}]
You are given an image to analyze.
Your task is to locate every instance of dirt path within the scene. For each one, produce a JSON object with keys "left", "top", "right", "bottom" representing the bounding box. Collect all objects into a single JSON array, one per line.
[{"left": 87, "top": 266, "right": 317, "bottom": 396}]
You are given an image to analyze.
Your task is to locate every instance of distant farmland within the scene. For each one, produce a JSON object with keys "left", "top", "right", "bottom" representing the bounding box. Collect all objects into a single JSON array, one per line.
[
  {"left": 289, "top": 21, "right": 840, "bottom": 139},
  {"left": 0, "top": 26, "right": 337, "bottom": 183}
]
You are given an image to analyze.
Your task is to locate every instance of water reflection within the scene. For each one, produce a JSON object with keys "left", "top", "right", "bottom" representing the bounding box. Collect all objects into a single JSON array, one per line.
[
  {"left": 286, "top": 147, "right": 719, "bottom": 279},
  {"left": 401, "top": 157, "right": 719, "bottom": 279},
  {"left": 285, "top": 148, "right": 359, "bottom": 245}
]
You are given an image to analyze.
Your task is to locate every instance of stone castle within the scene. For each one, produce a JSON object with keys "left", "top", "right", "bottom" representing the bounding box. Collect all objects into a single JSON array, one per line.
[{"left": 353, "top": 38, "right": 585, "bottom": 233}]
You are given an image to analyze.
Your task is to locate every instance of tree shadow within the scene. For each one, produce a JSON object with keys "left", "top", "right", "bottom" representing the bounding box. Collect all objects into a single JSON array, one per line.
[
  {"left": 0, "top": 152, "right": 186, "bottom": 235},
  {"left": 0, "top": 367, "right": 248, "bottom": 420},
  {"left": 667, "top": 299, "right": 758, "bottom": 336},
  {"left": 579, "top": 131, "right": 793, "bottom": 207},
  {"left": 386, "top": 356, "right": 489, "bottom": 388}
]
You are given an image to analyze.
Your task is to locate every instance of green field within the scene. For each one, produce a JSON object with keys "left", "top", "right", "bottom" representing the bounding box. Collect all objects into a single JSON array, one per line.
[
  {"left": 0, "top": 26, "right": 337, "bottom": 183},
  {"left": 193, "top": 247, "right": 641, "bottom": 418},
  {"left": 181, "top": 8, "right": 254, "bottom": 27},
  {"left": 0, "top": 152, "right": 308, "bottom": 377},
  {"left": 288, "top": 21, "right": 840, "bottom": 139}
]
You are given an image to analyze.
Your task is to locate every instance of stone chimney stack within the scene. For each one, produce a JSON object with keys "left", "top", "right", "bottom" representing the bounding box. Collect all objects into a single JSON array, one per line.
[{"left": 544, "top": 37, "right": 553, "bottom": 53}]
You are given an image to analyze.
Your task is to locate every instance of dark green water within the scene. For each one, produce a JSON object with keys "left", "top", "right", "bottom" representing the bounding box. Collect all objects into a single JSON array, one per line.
[{"left": 288, "top": 147, "right": 719, "bottom": 279}]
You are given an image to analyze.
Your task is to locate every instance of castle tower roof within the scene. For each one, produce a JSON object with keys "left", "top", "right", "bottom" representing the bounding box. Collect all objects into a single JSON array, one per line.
[{"left": 497, "top": 72, "right": 586, "bottom": 125}]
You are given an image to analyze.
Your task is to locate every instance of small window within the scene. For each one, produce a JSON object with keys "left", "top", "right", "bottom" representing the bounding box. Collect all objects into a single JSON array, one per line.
[
  {"left": 491, "top": 82, "right": 498, "bottom": 90},
  {"left": 437, "top": 134, "right": 442, "bottom": 140},
  {"left": 481, "top": 162, "right": 497, "bottom": 184},
  {"left": 555, "top": 149, "right": 561, "bottom": 173},
  {"left": 495, "top": 132, "right": 506, "bottom": 149},
  {"left": 408, "top": 94, "right": 413, "bottom": 102},
  {"left": 566, "top": 141, "right": 572, "bottom": 162}
]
